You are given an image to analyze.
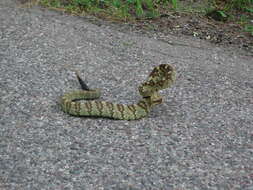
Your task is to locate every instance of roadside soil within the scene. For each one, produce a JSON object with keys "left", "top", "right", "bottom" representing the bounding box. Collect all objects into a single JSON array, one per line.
[{"left": 129, "top": 11, "right": 253, "bottom": 54}]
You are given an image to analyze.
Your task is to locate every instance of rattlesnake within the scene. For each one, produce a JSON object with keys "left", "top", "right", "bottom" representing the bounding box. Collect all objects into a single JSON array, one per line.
[{"left": 60, "top": 64, "right": 176, "bottom": 120}]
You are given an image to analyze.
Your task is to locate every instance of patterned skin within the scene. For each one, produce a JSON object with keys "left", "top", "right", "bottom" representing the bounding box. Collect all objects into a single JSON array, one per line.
[{"left": 60, "top": 64, "right": 176, "bottom": 120}]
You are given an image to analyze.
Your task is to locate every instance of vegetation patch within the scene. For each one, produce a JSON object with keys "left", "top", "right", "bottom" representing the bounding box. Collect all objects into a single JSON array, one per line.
[
  {"left": 38, "top": 1, "right": 250, "bottom": 17},
  {"left": 38, "top": 0, "right": 160, "bottom": 21},
  {"left": 38, "top": 0, "right": 252, "bottom": 32}
]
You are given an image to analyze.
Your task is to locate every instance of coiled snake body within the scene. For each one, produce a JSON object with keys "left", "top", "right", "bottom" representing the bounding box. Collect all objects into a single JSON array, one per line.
[{"left": 60, "top": 64, "right": 176, "bottom": 120}]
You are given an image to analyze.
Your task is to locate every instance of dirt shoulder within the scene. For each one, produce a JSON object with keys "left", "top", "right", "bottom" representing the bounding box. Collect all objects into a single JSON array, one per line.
[{"left": 132, "top": 12, "right": 252, "bottom": 54}]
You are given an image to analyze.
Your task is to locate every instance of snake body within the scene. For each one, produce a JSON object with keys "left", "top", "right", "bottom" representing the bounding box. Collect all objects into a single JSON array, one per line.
[{"left": 60, "top": 64, "right": 176, "bottom": 120}]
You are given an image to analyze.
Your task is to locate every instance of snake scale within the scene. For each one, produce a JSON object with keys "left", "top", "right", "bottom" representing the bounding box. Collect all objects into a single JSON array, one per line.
[{"left": 60, "top": 64, "right": 176, "bottom": 120}]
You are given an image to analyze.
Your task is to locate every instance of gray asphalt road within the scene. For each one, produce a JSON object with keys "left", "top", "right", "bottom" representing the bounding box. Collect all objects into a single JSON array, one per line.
[{"left": 0, "top": 0, "right": 253, "bottom": 189}]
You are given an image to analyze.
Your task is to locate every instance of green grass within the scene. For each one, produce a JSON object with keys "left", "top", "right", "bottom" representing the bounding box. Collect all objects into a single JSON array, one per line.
[
  {"left": 171, "top": 0, "right": 177, "bottom": 9},
  {"left": 38, "top": 0, "right": 253, "bottom": 17},
  {"left": 39, "top": 0, "right": 162, "bottom": 20}
]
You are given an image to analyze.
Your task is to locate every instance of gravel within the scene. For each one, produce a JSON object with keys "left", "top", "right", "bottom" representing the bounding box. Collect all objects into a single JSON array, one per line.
[{"left": 0, "top": 0, "right": 253, "bottom": 189}]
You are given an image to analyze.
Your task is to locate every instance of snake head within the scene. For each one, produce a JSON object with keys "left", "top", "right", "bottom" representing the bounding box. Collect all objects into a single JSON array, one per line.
[{"left": 138, "top": 64, "right": 176, "bottom": 98}]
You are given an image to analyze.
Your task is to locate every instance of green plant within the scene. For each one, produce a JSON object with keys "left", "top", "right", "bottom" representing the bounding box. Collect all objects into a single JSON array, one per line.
[
  {"left": 171, "top": 0, "right": 177, "bottom": 9},
  {"left": 135, "top": 0, "right": 144, "bottom": 17},
  {"left": 206, "top": 9, "right": 229, "bottom": 21},
  {"left": 217, "top": 10, "right": 227, "bottom": 18},
  {"left": 245, "top": 7, "right": 253, "bottom": 12}
]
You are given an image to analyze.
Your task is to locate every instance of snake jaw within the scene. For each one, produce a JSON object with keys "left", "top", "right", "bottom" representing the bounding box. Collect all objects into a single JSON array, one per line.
[
  {"left": 150, "top": 92, "right": 163, "bottom": 106},
  {"left": 142, "top": 91, "right": 163, "bottom": 107}
]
